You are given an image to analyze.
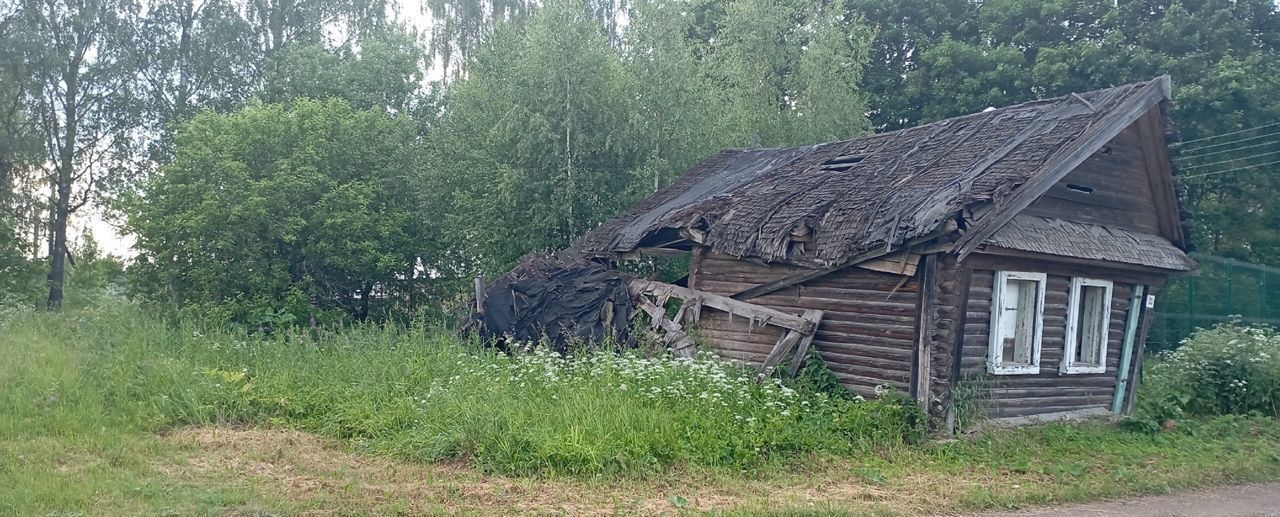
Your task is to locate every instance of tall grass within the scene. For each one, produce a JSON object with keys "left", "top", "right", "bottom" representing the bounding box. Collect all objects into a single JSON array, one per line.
[{"left": 0, "top": 301, "right": 918, "bottom": 477}]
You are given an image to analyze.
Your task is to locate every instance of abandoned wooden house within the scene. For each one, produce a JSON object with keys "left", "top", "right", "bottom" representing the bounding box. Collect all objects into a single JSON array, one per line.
[{"left": 573, "top": 76, "right": 1195, "bottom": 425}]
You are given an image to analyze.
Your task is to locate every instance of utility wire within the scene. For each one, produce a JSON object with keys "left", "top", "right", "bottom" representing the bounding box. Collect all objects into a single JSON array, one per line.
[
  {"left": 1172, "top": 122, "right": 1280, "bottom": 146},
  {"left": 1182, "top": 159, "right": 1280, "bottom": 179},
  {"left": 1177, "top": 130, "right": 1280, "bottom": 154},
  {"left": 1174, "top": 139, "right": 1280, "bottom": 161},
  {"left": 1180, "top": 149, "right": 1280, "bottom": 170}
]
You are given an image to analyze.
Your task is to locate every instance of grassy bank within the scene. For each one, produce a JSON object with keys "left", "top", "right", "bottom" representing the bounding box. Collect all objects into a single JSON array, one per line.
[{"left": 3, "top": 302, "right": 1280, "bottom": 515}]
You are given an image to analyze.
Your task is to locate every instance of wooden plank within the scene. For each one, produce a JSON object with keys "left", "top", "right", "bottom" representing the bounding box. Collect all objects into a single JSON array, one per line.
[
  {"left": 857, "top": 253, "right": 920, "bottom": 276},
  {"left": 629, "top": 279, "right": 816, "bottom": 334},
  {"left": 473, "top": 277, "right": 487, "bottom": 314},
  {"left": 730, "top": 230, "right": 952, "bottom": 301},
  {"left": 912, "top": 254, "right": 937, "bottom": 406},
  {"left": 945, "top": 268, "right": 973, "bottom": 434},
  {"left": 620, "top": 247, "right": 690, "bottom": 259},
  {"left": 1136, "top": 109, "right": 1185, "bottom": 246},
  {"left": 688, "top": 245, "right": 707, "bottom": 290},
  {"left": 1112, "top": 284, "right": 1146, "bottom": 413},
  {"left": 786, "top": 310, "right": 824, "bottom": 378},
  {"left": 954, "top": 77, "right": 1171, "bottom": 259},
  {"left": 1125, "top": 290, "right": 1156, "bottom": 415},
  {"left": 758, "top": 330, "right": 803, "bottom": 377},
  {"left": 987, "top": 395, "right": 1113, "bottom": 410},
  {"left": 636, "top": 299, "right": 696, "bottom": 357},
  {"left": 988, "top": 407, "right": 1113, "bottom": 426}
]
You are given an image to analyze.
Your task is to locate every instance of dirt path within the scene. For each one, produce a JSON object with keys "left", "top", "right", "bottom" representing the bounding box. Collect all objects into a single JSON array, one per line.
[{"left": 983, "top": 482, "right": 1280, "bottom": 516}]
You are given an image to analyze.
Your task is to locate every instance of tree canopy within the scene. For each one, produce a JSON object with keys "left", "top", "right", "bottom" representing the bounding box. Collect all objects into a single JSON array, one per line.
[
  {"left": 2, "top": 0, "right": 1278, "bottom": 324},
  {"left": 126, "top": 99, "right": 425, "bottom": 324}
]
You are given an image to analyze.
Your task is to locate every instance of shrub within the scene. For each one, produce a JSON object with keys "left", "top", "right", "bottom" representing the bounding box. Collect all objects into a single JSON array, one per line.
[{"left": 1131, "top": 321, "right": 1280, "bottom": 431}]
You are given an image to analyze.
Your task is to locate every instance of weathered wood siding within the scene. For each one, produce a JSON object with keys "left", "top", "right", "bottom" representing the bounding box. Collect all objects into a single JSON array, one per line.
[
  {"left": 926, "top": 255, "right": 966, "bottom": 415},
  {"left": 692, "top": 252, "right": 917, "bottom": 398},
  {"left": 950, "top": 262, "right": 1135, "bottom": 418},
  {"left": 1024, "top": 121, "right": 1161, "bottom": 234}
]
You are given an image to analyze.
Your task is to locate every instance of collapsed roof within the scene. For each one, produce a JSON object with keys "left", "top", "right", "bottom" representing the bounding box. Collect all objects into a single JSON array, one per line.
[{"left": 575, "top": 77, "right": 1191, "bottom": 271}]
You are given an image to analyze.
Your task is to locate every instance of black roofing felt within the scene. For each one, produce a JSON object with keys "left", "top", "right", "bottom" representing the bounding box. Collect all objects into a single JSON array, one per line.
[{"left": 575, "top": 78, "right": 1186, "bottom": 270}]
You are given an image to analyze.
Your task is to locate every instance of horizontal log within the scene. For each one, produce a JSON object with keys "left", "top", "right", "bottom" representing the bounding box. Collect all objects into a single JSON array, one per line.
[
  {"left": 811, "top": 332, "right": 915, "bottom": 351},
  {"left": 987, "top": 403, "right": 1109, "bottom": 418},
  {"left": 972, "top": 374, "right": 1119, "bottom": 388},
  {"left": 986, "top": 386, "right": 1116, "bottom": 398},
  {"left": 986, "top": 395, "right": 1113, "bottom": 409},
  {"left": 822, "top": 360, "right": 912, "bottom": 383},
  {"left": 709, "top": 345, "right": 768, "bottom": 364},
  {"left": 700, "top": 331, "right": 780, "bottom": 347},
  {"left": 832, "top": 371, "right": 910, "bottom": 391},
  {"left": 816, "top": 348, "right": 913, "bottom": 371},
  {"left": 812, "top": 340, "right": 915, "bottom": 362},
  {"left": 700, "top": 267, "right": 918, "bottom": 291},
  {"left": 697, "top": 278, "right": 918, "bottom": 300},
  {"left": 818, "top": 322, "right": 916, "bottom": 341}
]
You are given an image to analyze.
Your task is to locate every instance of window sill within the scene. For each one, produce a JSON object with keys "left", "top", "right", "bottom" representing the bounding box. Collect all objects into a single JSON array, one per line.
[
  {"left": 1059, "top": 365, "right": 1106, "bottom": 375},
  {"left": 988, "top": 364, "right": 1040, "bottom": 375}
]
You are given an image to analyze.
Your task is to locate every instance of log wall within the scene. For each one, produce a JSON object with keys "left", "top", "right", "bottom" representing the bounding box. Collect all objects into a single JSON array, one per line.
[
  {"left": 944, "top": 257, "right": 1138, "bottom": 418},
  {"left": 692, "top": 252, "right": 918, "bottom": 398}
]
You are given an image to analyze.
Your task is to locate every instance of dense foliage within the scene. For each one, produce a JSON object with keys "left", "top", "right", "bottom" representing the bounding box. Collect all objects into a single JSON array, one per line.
[
  {"left": 125, "top": 100, "right": 430, "bottom": 324},
  {"left": 852, "top": 0, "right": 1280, "bottom": 263},
  {"left": 2, "top": 0, "right": 1279, "bottom": 323},
  {"left": 429, "top": 0, "right": 873, "bottom": 273},
  {"left": 1132, "top": 321, "right": 1280, "bottom": 431}
]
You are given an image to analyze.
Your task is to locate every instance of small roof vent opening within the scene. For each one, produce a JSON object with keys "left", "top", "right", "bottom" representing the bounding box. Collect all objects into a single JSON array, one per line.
[{"left": 821, "top": 154, "right": 867, "bottom": 172}]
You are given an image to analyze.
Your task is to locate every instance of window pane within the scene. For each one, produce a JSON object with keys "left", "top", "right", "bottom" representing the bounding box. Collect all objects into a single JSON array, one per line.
[
  {"left": 1074, "top": 285, "right": 1108, "bottom": 366},
  {"left": 999, "top": 278, "right": 1039, "bottom": 366}
]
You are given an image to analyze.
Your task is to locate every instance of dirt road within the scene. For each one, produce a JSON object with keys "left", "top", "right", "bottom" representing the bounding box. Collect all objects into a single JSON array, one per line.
[{"left": 983, "top": 482, "right": 1280, "bottom": 516}]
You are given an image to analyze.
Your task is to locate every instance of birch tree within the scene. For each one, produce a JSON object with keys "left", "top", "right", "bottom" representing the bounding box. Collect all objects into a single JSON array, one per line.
[{"left": 14, "top": 0, "right": 139, "bottom": 311}]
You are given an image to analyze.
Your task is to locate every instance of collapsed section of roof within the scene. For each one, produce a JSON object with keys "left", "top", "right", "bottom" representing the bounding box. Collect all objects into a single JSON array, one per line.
[
  {"left": 574, "top": 77, "right": 1184, "bottom": 270},
  {"left": 465, "top": 253, "right": 636, "bottom": 352}
]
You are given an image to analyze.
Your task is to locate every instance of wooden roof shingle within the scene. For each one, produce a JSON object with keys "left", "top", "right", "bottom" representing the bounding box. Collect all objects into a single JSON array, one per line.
[{"left": 575, "top": 77, "right": 1187, "bottom": 271}]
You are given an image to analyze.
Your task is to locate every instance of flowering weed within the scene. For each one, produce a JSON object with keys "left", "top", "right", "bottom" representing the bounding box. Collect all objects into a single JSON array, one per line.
[
  {"left": 1131, "top": 320, "right": 1280, "bottom": 431},
  {"left": 0, "top": 303, "right": 918, "bottom": 477}
]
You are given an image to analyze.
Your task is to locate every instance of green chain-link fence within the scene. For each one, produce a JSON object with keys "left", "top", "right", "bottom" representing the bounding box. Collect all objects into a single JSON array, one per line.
[{"left": 1147, "top": 252, "right": 1280, "bottom": 353}]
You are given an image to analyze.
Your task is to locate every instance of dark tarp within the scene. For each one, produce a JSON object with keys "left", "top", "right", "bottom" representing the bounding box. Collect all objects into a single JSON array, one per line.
[{"left": 466, "top": 254, "right": 635, "bottom": 353}]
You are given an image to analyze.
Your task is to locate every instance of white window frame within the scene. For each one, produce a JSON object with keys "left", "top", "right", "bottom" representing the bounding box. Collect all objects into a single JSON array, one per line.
[
  {"left": 988, "top": 271, "right": 1046, "bottom": 375},
  {"left": 1061, "top": 277, "right": 1114, "bottom": 374}
]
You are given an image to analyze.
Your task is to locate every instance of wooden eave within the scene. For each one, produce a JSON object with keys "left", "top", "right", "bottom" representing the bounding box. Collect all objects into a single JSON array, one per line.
[{"left": 953, "top": 76, "right": 1180, "bottom": 259}]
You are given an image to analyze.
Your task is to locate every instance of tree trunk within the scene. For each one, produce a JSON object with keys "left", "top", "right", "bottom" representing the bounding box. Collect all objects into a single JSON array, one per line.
[
  {"left": 47, "top": 61, "right": 79, "bottom": 312},
  {"left": 46, "top": 180, "right": 69, "bottom": 311}
]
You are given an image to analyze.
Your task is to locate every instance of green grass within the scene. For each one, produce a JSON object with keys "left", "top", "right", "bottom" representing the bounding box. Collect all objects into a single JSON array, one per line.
[{"left": 3, "top": 301, "right": 1280, "bottom": 515}]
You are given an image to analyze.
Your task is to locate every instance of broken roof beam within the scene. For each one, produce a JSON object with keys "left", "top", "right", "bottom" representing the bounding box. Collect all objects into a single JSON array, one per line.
[
  {"left": 730, "top": 230, "right": 955, "bottom": 301},
  {"left": 629, "top": 279, "right": 817, "bottom": 335}
]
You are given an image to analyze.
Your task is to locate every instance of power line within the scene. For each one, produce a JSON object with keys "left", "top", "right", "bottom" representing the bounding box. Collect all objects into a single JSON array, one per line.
[
  {"left": 1179, "top": 148, "right": 1280, "bottom": 170},
  {"left": 1181, "top": 159, "right": 1280, "bottom": 179},
  {"left": 1172, "top": 122, "right": 1280, "bottom": 147},
  {"left": 1174, "top": 139, "right": 1280, "bottom": 161},
  {"left": 1178, "top": 130, "right": 1280, "bottom": 154}
]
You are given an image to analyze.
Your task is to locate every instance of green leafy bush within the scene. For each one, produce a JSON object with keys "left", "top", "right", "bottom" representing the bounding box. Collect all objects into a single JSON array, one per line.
[{"left": 1132, "top": 321, "right": 1280, "bottom": 431}]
